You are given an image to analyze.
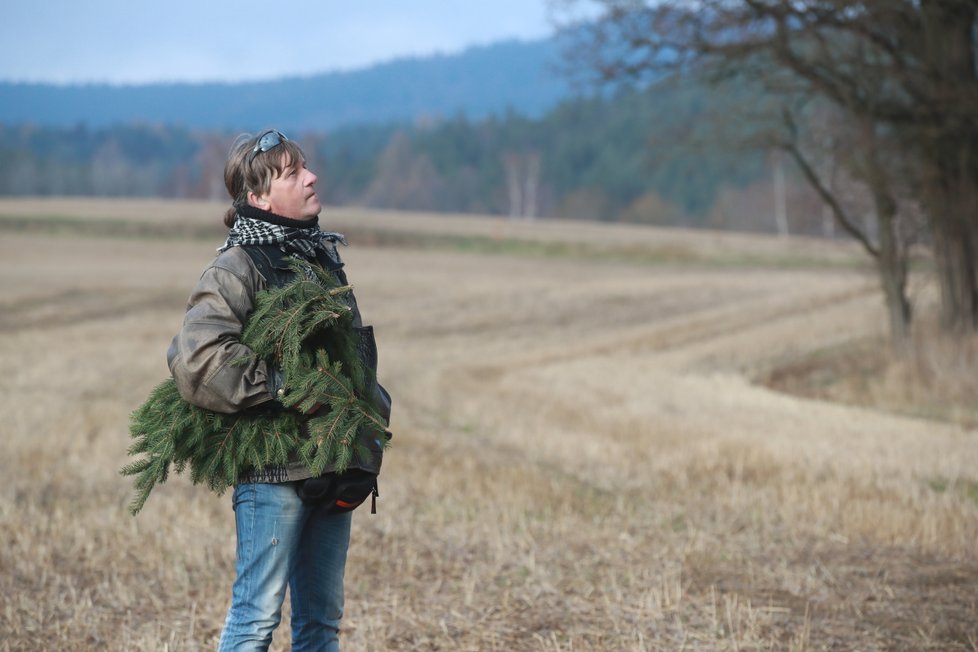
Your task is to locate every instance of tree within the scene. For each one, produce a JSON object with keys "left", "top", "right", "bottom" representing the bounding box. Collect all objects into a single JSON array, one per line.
[
  {"left": 362, "top": 131, "right": 445, "bottom": 211},
  {"left": 780, "top": 101, "right": 917, "bottom": 345},
  {"left": 502, "top": 150, "right": 542, "bottom": 219},
  {"left": 557, "top": 0, "right": 978, "bottom": 335}
]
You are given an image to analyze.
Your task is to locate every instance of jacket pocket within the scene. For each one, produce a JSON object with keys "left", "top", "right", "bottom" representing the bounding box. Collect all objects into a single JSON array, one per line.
[{"left": 354, "top": 325, "right": 378, "bottom": 372}]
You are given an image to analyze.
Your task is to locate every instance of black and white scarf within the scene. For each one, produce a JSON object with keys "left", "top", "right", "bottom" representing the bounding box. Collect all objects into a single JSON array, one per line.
[{"left": 218, "top": 203, "right": 347, "bottom": 259}]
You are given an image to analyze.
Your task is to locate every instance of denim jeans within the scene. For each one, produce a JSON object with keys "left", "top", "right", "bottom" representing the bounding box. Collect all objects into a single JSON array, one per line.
[{"left": 217, "top": 482, "right": 352, "bottom": 652}]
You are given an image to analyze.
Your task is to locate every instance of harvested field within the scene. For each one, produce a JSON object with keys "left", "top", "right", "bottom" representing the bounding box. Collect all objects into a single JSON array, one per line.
[{"left": 0, "top": 198, "right": 975, "bottom": 651}]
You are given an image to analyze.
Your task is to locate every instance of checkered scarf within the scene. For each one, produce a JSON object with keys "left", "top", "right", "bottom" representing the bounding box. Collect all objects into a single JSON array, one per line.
[{"left": 218, "top": 209, "right": 347, "bottom": 260}]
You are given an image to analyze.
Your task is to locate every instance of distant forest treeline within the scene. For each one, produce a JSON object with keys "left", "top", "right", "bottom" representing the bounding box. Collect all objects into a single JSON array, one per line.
[{"left": 0, "top": 81, "right": 823, "bottom": 232}]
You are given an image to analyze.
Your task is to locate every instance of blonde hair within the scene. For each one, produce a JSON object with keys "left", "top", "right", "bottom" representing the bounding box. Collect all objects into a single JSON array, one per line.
[{"left": 223, "top": 131, "right": 308, "bottom": 227}]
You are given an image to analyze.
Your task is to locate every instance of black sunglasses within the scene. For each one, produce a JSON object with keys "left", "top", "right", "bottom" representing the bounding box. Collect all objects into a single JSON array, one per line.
[{"left": 248, "top": 130, "right": 288, "bottom": 162}]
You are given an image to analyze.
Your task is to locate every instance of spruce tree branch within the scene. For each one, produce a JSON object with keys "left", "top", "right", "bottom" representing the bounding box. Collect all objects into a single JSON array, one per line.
[
  {"left": 124, "top": 265, "right": 387, "bottom": 513},
  {"left": 310, "top": 363, "right": 386, "bottom": 430}
]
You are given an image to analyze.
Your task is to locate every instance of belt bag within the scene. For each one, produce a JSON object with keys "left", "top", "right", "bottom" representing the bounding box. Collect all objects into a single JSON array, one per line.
[{"left": 295, "top": 467, "right": 380, "bottom": 514}]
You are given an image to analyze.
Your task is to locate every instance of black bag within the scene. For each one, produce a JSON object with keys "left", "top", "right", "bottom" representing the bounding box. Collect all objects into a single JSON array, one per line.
[{"left": 295, "top": 467, "right": 381, "bottom": 514}]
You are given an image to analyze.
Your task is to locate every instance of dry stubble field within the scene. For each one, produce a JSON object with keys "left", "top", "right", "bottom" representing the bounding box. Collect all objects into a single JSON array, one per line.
[{"left": 1, "top": 198, "right": 977, "bottom": 651}]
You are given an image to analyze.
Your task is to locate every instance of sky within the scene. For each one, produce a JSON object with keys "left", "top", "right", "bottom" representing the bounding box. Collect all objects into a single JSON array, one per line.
[{"left": 1, "top": 0, "right": 595, "bottom": 85}]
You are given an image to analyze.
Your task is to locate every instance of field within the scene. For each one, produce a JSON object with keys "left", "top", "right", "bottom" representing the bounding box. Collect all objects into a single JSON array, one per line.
[{"left": 1, "top": 198, "right": 977, "bottom": 651}]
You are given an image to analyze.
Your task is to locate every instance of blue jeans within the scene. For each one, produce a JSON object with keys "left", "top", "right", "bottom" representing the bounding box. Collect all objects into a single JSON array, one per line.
[{"left": 217, "top": 482, "right": 352, "bottom": 652}]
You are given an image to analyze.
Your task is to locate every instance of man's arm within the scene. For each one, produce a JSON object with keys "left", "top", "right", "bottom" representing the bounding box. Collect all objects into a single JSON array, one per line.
[{"left": 167, "top": 250, "right": 281, "bottom": 413}]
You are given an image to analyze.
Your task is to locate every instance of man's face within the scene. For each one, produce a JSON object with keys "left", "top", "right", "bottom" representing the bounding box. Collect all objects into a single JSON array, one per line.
[{"left": 256, "top": 155, "right": 322, "bottom": 220}]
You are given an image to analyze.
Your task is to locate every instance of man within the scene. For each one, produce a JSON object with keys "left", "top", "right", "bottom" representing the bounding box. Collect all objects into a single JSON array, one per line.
[{"left": 167, "top": 129, "right": 385, "bottom": 650}]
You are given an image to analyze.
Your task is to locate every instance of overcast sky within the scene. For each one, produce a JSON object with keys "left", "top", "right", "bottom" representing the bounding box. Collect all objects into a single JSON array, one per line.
[{"left": 1, "top": 1, "right": 598, "bottom": 85}]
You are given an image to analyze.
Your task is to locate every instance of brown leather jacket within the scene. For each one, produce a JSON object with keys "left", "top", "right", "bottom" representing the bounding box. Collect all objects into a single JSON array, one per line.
[{"left": 167, "top": 241, "right": 389, "bottom": 485}]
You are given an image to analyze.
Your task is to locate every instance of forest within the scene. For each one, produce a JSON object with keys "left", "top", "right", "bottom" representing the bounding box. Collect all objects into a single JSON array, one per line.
[{"left": 0, "top": 78, "right": 810, "bottom": 233}]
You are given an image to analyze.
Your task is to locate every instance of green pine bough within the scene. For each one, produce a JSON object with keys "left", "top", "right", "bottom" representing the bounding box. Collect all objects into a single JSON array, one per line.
[{"left": 122, "top": 259, "right": 388, "bottom": 515}]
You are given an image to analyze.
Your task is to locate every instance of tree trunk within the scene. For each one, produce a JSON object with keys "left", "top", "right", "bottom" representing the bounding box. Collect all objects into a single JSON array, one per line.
[
  {"left": 929, "top": 181, "right": 978, "bottom": 333},
  {"left": 877, "top": 220, "right": 912, "bottom": 348},
  {"left": 771, "top": 149, "right": 789, "bottom": 237},
  {"left": 917, "top": 0, "right": 978, "bottom": 333},
  {"left": 860, "top": 118, "right": 912, "bottom": 348}
]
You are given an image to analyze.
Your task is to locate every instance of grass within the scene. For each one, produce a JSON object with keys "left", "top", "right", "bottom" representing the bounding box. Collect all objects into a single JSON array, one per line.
[
  {"left": 756, "top": 321, "right": 978, "bottom": 429},
  {"left": 0, "top": 198, "right": 872, "bottom": 271},
  {"left": 1, "top": 199, "right": 976, "bottom": 650},
  {"left": 0, "top": 213, "right": 226, "bottom": 241}
]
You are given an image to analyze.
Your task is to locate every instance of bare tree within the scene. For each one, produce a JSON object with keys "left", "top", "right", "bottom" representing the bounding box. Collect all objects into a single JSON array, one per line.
[
  {"left": 557, "top": 0, "right": 978, "bottom": 336},
  {"left": 779, "top": 104, "right": 915, "bottom": 345},
  {"left": 771, "top": 148, "right": 789, "bottom": 237},
  {"left": 502, "top": 150, "right": 542, "bottom": 219},
  {"left": 192, "top": 135, "right": 229, "bottom": 200},
  {"left": 363, "top": 131, "right": 444, "bottom": 210}
]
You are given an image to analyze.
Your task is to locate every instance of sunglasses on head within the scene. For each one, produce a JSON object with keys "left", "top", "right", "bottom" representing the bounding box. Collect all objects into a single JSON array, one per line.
[{"left": 248, "top": 130, "right": 288, "bottom": 162}]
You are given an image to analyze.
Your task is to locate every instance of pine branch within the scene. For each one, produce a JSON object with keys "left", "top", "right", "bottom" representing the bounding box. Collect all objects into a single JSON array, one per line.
[{"left": 122, "top": 256, "right": 387, "bottom": 514}]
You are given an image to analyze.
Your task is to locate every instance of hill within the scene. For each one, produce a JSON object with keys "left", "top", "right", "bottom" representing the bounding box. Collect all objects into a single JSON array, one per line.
[{"left": 0, "top": 39, "right": 571, "bottom": 131}]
